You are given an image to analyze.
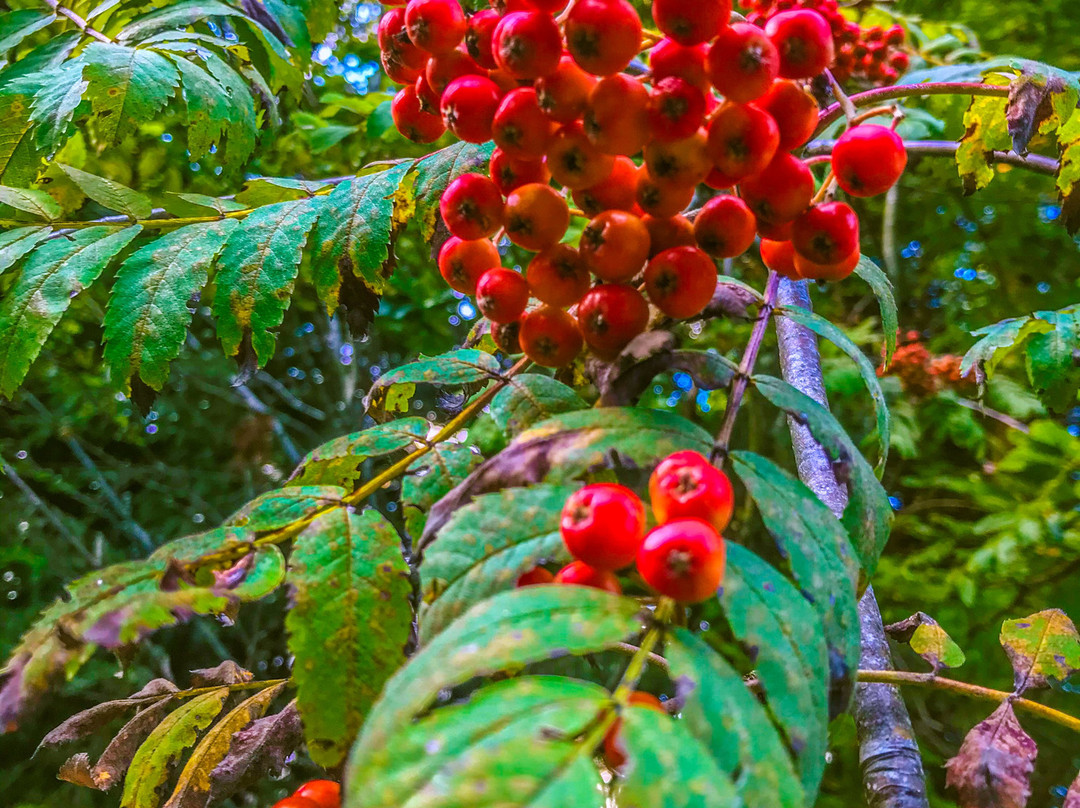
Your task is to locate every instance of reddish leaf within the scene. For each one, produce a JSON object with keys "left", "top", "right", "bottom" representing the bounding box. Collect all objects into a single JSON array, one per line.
[
  {"left": 57, "top": 753, "right": 98, "bottom": 789},
  {"left": 208, "top": 701, "right": 302, "bottom": 802},
  {"left": 38, "top": 683, "right": 176, "bottom": 750},
  {"left": 90, "top": 697, "right": 178, "bottom": 790},
  {"left": 945, "top": 702, "right": 1037, "bottom": 808}
]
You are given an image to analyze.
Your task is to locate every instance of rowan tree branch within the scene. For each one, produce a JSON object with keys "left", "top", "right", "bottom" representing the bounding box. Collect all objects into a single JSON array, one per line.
[
  {"left": 815, "top": 81, "right": 1011, "bottom": 135},
  {"left": 774, "top": 278, "right": 929, "bottom": 808},
  {"left": 803, "top": 138, "right": 1060, "bottom": 175}
]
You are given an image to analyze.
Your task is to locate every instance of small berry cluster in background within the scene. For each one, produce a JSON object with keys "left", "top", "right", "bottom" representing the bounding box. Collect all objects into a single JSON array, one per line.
[
  {"left": 272, "top": 780, "right": 340, "bottom": 808},
  {"left": 378, "top": 0, "right": 909, "bottom": 368},
  {"left": 879, "top": 331, "right": 974, "bottom": 396},
  {"left": 740, "top": 0, "right": 909, "bottom": 85}
]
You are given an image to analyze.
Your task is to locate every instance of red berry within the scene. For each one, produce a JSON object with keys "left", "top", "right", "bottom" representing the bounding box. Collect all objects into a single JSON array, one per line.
[
  {"left": 378, "top": 8, "right": 428, "bottom": 71},
  {"left": 793, "top": 245, "right": 859, "bottom": 281},
  {"left": 426, "top": 48, "right": 482, "bottom": 95},
  {"left": 517, "top": 566, "right": 555, "bottom": 586},
  {"left": 526, "top": 244, "right": 590, "bottom": 306},
  {"left": 648, "top": 77, "right": 707, "bottom": 141},
  {"left": 493, "top": 87, "right": 553, "bottom": 161},
  {"left": 584, "top": 74, "right": 651, "bottom": 156},
  {"left": 440, "top": 173, "right": 503, "bottom": 240},
  {"left": 649, "top": 38, "right": 709, "bottom": 88},
  {"left": 504, "top": 183, "right": 570, "bottom": 251},
  {"left": 885, "top": 24, "right": 905, "bottom": 46},
  {"left": 888, "top": 51, "right": 909, "bottom": 72},
  {"left": 644, "top": 245, "right": 717, "bottom": 319},
  {"left": 792, "top": 201, "right": 859, "bottom": 266},
  {"left": 755, "top": 79, "right": 819, "bottom": 150},
  {"left": 636, "top": 518, "right": 725, "bottom": 602},
  {"left": 831, "top": 124, "right": 907, "bottom": 197},
  {"left": 706, "top": 23, "right": 780, "bottom": 103},
  {"left": 560, "top": 483, "right": 646, "bottom": 569},
  {"left": 536, "top": 55, "right": 596, "bottom": 123},
  {"left": 405, "top": 0, "right": 467, "bottom": 55},
  {"left": 765, "top": 9, "right": 835, "bottom": 79},
  {"left": 546, "top": 121, "right": 615, "bottom": 189},
  {"left": 643, "top": 214, "right": 695, "bottom": 256},
  {"left": 737, "top": 152, "right": 814, "bottom": 226},
  {"left": 643, "top": 130, "right": 711, "bottom": 188},
  {"left": 572, "top": 155, "right": 638, "bottom": 215},
  {"left": 440, "top": 74, "right": 501, "bottom": 142},
  {"left": 490, "top": 148, "right": 550, "bottom": 195},
  {"left": 294, "top": 781, "right": 341, "bottom": 808},
  {"left": 705, "top": 102, "right": 780, "bottom": 181},
  {"left": 578, "top": 283, "right": 650, "bottom": 359},
  {"left": 602, "top": 692, "right": 665, "bottom": 770},
  {"left": 704, "top": 166, "right": 736, "bottom": 190},
  {"left": 651, "top": 0, "right": 730, "bottom": 46},
  {"left": 273, "top": 798, "right": 320, "bottom": 808},
  {"left": 565, "top": 0, "right": 642, "bottom": 76},
  {"left": 525, "top": 0, "right": 568, "bottom": 10},
  {"left": 693, "top": 195, "right": 756, "bottom": 259},
  {"left": 648, "top": 450, "right": 734, "bottom": 530},
  {"left": 476, "top": 268, "right": 530, "bottom": 323},
  {"left": 381, "top": 49, "right": 422, "bottom": 85},
  {"left": 759, "top": 238, "right": 800, "bottom": 279},
  {"left": 520, "top": 305, "right": 584, "bottom": 367},
  {"left": 554, "top": 560, "right": 622, "bottom": 592},
  {"left": 415, "top": 72, "right": 441, "bottom": 113},
  {"left": 493, "top": 11, "right": 562, "bottom": 79},
  {"left": 579, "top": 209, "right": 652, "bottom": 283},
  {"left": 465, "top": 8, "right": 501, "bottom": 68},
  {"left": 635, "top": 168, "right": 695, "bottom": 218},
  {"left": 438, "top": 236, "right": 500, "bottom": 294},
  {"left": 493, "top": 318, "right": 524, "bottom": 353},
  {"left": 392, "top": 86, "right": 447, "bottom": 142}
]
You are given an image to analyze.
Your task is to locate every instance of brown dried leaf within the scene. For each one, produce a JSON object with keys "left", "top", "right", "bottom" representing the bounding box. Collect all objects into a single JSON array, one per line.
[
  {"left": 39, "top": 689, "right": 173, "bottom": 751},
  {"left": 58, "top": 753, "right": 100, "bottom": 789},
  {"left": 945, "top": 702, "right": 1037, "bottom": 808},
  {"left": 189, "top": 661, "right": 253, "bottom": 688},
  {"left": 1006, "top": 75, "right": 1067, "bottom": 155},
  {"left": 703, "top": 279, "right": 760, "bottom": 321},
  {"left": 1000, "top": 608, "right": 1080, "bottom": 693},
  {"left": 131, "top": 679, "right": 181, "bottom": 699},
  {"left": 208, "top": 701, "right": 302, "bottom": 803},
  {"left": 90, "top": 697, "right": 178, "bottom": 790}
]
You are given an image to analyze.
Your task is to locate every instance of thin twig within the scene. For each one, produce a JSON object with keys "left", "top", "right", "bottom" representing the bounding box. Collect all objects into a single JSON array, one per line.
[
  {"left": 3, "top": 462, "right": 95, "bottom": 564},
  {"left": 611, "top": 642, "right": 670, "bottom": 673},
  {"left": 955, "top": 397, "right": 1030, "bottom": 433},
  {"left": 41, "top": 0, "right": 113, "bottom": 43}
]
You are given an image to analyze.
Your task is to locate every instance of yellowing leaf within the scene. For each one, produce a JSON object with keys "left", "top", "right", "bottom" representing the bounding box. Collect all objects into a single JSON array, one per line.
[
  {"left": 1000, "top": 608, "right": 1080, "bottom": 693},
  {"left": 956, "top": 75, "right": 1014, "bottom": 194}
]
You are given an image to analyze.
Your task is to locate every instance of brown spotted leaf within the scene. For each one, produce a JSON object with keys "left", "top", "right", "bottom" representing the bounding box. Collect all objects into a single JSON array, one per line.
[
  {"left": 38, "top": 682, "right": 177, "bottom": 750},
  {"left": 208, "top": 701, "right": 301, "bottom": 802},
  {"left": 91, "top": 697, "right": 181, "bottom": 791},
  {"left": 58, "top": 753, "right": 99, "bottom": 788},
  {"left": 945, "top": 702, "right": 1036, "bottom": 808},
  {"left": 885, "top": 612, "right": 966, "bottom": 672},
  {"left": 1006, "top": 75, "right": 1071, "bottom": 155},
  {"left": 189, "top": 661, "right": 253, "bottom": 688},
  {"left": 1000, "top": 609, "right": 1080, "bottom": 693}
]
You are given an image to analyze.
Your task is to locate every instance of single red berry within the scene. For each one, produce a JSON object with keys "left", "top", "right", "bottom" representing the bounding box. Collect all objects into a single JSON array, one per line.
[
  {"left": 381, "top": 48, "right": 422, "bottom": 84},
  {"left": 637, "top": 518, "right": 725, "bottom": 602},
  {"left": 583, "top": 73, "right": 651, "bottom": 156},
  {"left": 560, "top": 483, "right": 646, "bottom": 569},
  {"left": 831, "top": 124, "right": 907, "bottom": 197},
  {"left": 440, "top": 74, "right": 501, "bottom": 142},
  {"left": 440, "top": 173, "right": 503, "bottom": 240},
  {"left": 438, "top": 236, "right": 500, "bottom": 294},
  {"left": 517, "top": 566, "right": 555, "bottom": 586},
  {"left": 644, "top": 245, "right": 717, "bottom": 319},
  {"left": 572, "top": 155, "right": 638, "bottom": 216},
  {"left": 648, "top": 450, "right": 734, "bottom": 530},
  {"left": 273, "top": 798, "right": 320, "bottom": 808},
  {"left": 426, "top": 48, "right": 482, "bottom": 95},
  {"left": 693, "top": 195, "right": 756, "bottom": 259},
  {"left": 536, "top": 55, "right": 596, "bottom": 123},
  {"left": 643, "top": 214, "right": 695, "bottom": 257},
  {"left": 554, "top": 560, "right": 622, "bottom": 592},
  {"left": 476, "top": 268, "right": 530, "bottom": 323},
  {"left": 602, "top": 691, "right": 666, "bottom": 770},
  {"left": 378, "top": 8, "right": 428, "bottom": 71},
  {"left": 392, "top": 85, "right": 447, "bottom": 142},
  {"left": 793, "top": 245, "right": 859, "bottom": 281},
  {"left": 759, "top": 238, "right": 800, "bottom": 279},
  {"left": 520, "top": 305, "right": 584, "bottom": 367},
  {"left": 504, "top": 183, "right": 570, "bottom": 251},
  {"left": 755, "top": 79, "right": 819, "bottom": 150},
  {"left": 565, "top": 0, "right": 642, "bottom": 76},
  {"left": 651, "top": 0, "right": 730, "bottom": 46},
  {"left": 705, "top": 102, "right": 780, "bottom": 180},
  {"left": 490, "top": 148, "right": 550, "bottom": 195},
  {"left": 792, "top": 201, "right": 859, "bottom": 266},
  {"left": 706, "top": 23, "right": 780, "bottom": 103},
  {"left": 527, "top": 244, "right": 590, "bottom": 306},
  {"left": 578, "top": 283, "right": 651, "bottom": 359},
  {"left": 579, "top": 209, "right": 652, "bottom": 283},
  {"left": 493, "top": 11, "right": 562, "bottom": 79},
  {"left": 492, "top": 317, "right": 524, "bottom": 353},
  {"left": 405, "top": 0, "right": 467, "bottom": 55},
  {"left": 737, "top": 152, "right": 814, "bottom": 227},
  {"left": 765, "top": 9, "right": 835, "bottom": 79},
  {"left": 704, "top": 166, "right": 736, "bottom": 190},
  {"left": 647, "top": 76, "right": 706, "bottom": 142},
  {"left": 643, "top": 130, "right": 711, "bottom": 188},
  {"left": 546, "top": 121, "right": 615, "bottom": 189},
  {"left": 888, "top": 51, "right": 910, "bottom": 72},
  {"left": 635, "top": 167, "right": 695, "bottom": 218},
  {"left": 493, "top": 87, "right": 554, "bottom": 161},
  {"left": 525, "top": 0, "right": 568, "bottom": 10},
  {"left": 294, "top": 781, "right": 341, "bottom": 808},
  {"left": 465, "top": 8, "right": 501, "bottom": 68},
  {"left": 649, "top": 38, "right": 709, "bottom": 88},
  {"left": 885, "top": 24, "right": 905, "bottom": 46},
  {"left": 414, "top": 72, "right": 441, "bottom": 113}
]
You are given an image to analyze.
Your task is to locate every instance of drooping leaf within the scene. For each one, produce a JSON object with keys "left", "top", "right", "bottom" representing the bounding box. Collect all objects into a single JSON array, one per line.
[
  {"left": 852, "top": 255, "right": 899, "bottom": 365},
  {"left": 0, "top": 184, "right": 61, "bottom": 219},
  {"left": 103, "top": 220, "right": 237, "bottom": 391},
  {"left": 0, "top": 90, "right": 40, "bottom": 187},
  {"left": 945, "top": 702, "right": 1037, "bottom": 808},
  {"left": 1000, "top": 608, "right": 1080, "bottom": 693},
  {"left": 116, "top": 1, "right": 247, "bottom": 42},
  {"left": 489, "top": 373, "right": 588, "bottom": 437},
  {"left": 666, "top": 629, "right": 805, "bottom": 807},
  {"left": 420, "top": 484, "right": 577, "bottom": 641},
  {"left": 366, "top": 349, "right": 503, "bottom": 407},
  {"left": 39, "top": 684, "right": 177, "bottom": 751},
  {"left": 226, "top": 485, "right": 345, "bottom": 531},
  {"left": 188, "top": 662, "right": 253, "bottom": 687},
  {"left": 0, "top": 225, "right": 141, "bottom": 398},
  {"left": 120, "top": 689, "right": 229, "bottom": 808},
  {"left": 15, "top": 58, "right": 87, "bottom": 154},
  {"left": 56, "top": 164, "right": 153, "bottom": 219},
  {"left": 82, "top": 43, "right": 180, "bottom": 144},
  {"left": 285, "top": 507, "right": 412, "bottom": 767},
  {"left": 410, "top": 141, "right": 495, "bottom": 239},
  {"left": 0, "top": 225, "right": 51, "bottom": 276},
  {"left": 0, "top": 10, "right": 56, "bottom": 51},
  {"left": 885, "top": 612, "right": 966, "bottom": 671},
  {"left": 1025, "top": 306, "right": 1080, "bottom": 412},
  {"left": 165, "top": 54, "right": 233, "bottom": 163},
  {"left": 779, "top": 304, "right": 890, "bottom": 470},
  {"left": 212, "top": 198, "right": 321, "bottom": 365},
  {"left": 960, "top": 314, "right": 1053, "bottom": 384},
  {"left": 1005, "top": 74, "right": 1075, "bottom": 155},
  {"left": 289, "top": 416, "right": 429, "bottom": 487},
  {"left": 401, "top": 442, "right": 481, "bottom": 542},
  {"left": 208, "top": 701, "right": 302, "bottom": 802},
  {"left": 234, "top": 177, "right": 332, "bottom": 208},
  {"left": 956, "top": 75, "right": 1013, "bottom": 194},
  {"left": 90, "top": 697, "right": 180, "bottom": 790}
]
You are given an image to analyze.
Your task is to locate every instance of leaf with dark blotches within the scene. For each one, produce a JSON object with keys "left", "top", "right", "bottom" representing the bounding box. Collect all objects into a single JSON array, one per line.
[
  {"left": 364, "top": 349, "right": 502, "bottom": 411},
  {"left": 1000, "top": 609, "right": 1080, "bottom": 693},
  {"left": 886, "top": 612, "right": 966, "bottom": 672},
  {"left": 189, "top": 661, "right": 253, "bottom": 688},
  {"left": 956, "top": 75, "right": 1013, "bottom": 194},
  {"left": 226, "top": 486, "right": 346, "bottom": 532},
  {"left": 38, "top": 684, "right": 176, "bottom": 750},
  {"left": 289, "top": 418, "right": 429, "bottom": 487},
  {"left": 945, "top": 703, "right": 1037, "bottom": 808},
  {"left": 1057, "top": 111, "right": 1080, "bottom": 234},
  {"left": 92, "top": 697, "right": 183, "bottom": 791},
  {"left": 1006, "top": 75, "right": 1074, "bottom": 155},
  {"left": 208, "top": 701, "right": 301, "bottom": 803},
  {"left": 286, "top": 507, "right": 412, "bottom": 767}
]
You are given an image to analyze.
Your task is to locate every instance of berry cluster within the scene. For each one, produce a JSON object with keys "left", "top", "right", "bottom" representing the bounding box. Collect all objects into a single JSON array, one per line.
[
  {"left": 879, "top": 331, "right": 973, "bottom": 396},
  {"left": 272, "top": 781, "right": 340, "bottom": 808},
  {"left": 518, "top": 450, "right": 732, "bottom": 603},
  {"left": 740, "top": 0, "right": 909, "bottom": 85},
  {"left": 380, "top": 0, "right": 909, "bottom": 367}
]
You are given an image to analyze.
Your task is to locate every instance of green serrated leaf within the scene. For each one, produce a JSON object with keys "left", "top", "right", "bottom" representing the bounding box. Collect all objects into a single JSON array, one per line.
[
  {"left": 82, "top": 43, "right": 180, "bottom": 144},
  {"left": 286, "top": 507, "right": 412, "bottom": 767},
  {"left": 234, "top": 177, "right": 331, "bottom": 208},
  {"left": 0, "top": 90, "right": 42, "bottom": 186},
  {"left": 0, "top": 225, "right": 51, "bottom": 276},
  {"left": 0, "top": 225, "right": 141, "bottom": 398},
  {"left": 1000, "top": 609, "right": 1080, "bottom": 693},
  {"left": 0, "top": 185, "right": 60, "bottom": 219},
  {"left": 311, "top": 163, "right": 411, "bottom": 310},
  {"left": 402, "top": 442, "right": 481, "bottom": 542},
  {"left": 366, "top": 349, "right": 501, "bottom": 408},
  {"left": 489, "top": 374, "right": 588, "bottom": 437},
  {"left": 0, "top": 10, "right": 56, "bottom": 51},
  {"left": 421, "top": 484, "right": 577, "bottom": 642},
  {"left": 1056, "top": 110, "right": 1080, "bottom": 233},
  {"left": 103, "top": 219, "right": 237, "bottom": 392},
  {"left": 21, "top": 59, "right": 87, "bottom": 154},
  {"left": 885, "top": 612, "right": 966, "bottom": 671},
  {"left": 167, "top": 53, "right": 232, "bottom": 163},
  {"left": 956, "top": 75, "right": 1013, "bottom": 193},
  {"left": 226, "top": 485, "right": 345, "bottom": 531},
  {"left": 149, "top": 525, "right": 254, "bottom": 564},
  {"left": 120, "top": 688, "right": 229, "bottom": 808},
  {"left": 410, "top": 141, "right": 495, "bottom": 239},
  {"left": 162, "top": 192, "right": 246, "bottom": 216},
  {"left": 1025, "top": 306, "right": 1080, "bottom": 412},
  {"left": 290, "top": 416, "right": 430, "bottom": 487},
  {"left": 852, "top": 255, "right": 899, "bottom": 366},
  {"left": 780, "top": 304, "right": 890, "bottom": 471},
  {"left": 57, "top": 164, "right": 152, "bottom": 219},
  {"left": 117, "top": 0, "right": 245, "bottom": 42},
  {"left": 960, "top": 314, "right": 1053, "bottom": 383},
  {"left": 213, "top": 198, "right": 321, "bottom": 364}
]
